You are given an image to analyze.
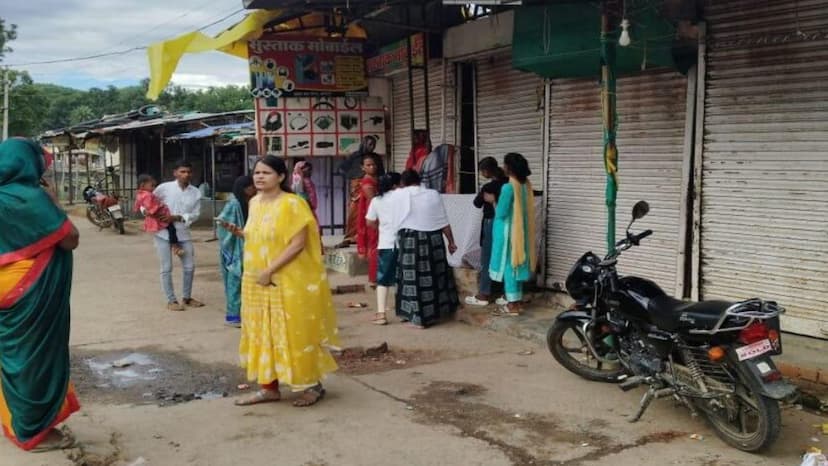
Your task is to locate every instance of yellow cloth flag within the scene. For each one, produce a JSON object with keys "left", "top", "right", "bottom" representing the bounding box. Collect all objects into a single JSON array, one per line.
[{"left": 146, "top": 10, "right": 284, "bottom": 100}]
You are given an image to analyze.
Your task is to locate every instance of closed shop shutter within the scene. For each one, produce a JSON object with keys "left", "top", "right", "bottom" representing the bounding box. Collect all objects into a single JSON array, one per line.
[
  {"left": 701, "top": 0, "right": 828, "bottom": 338},
  {"left": 391, "top": 61, "right": 456, "bottom": 173},
  {"left": 545, "top": 70, "right": 689, "bottom": 295},
  {"left": 476, "top": 52, "right": 544, "bottom": 186}
]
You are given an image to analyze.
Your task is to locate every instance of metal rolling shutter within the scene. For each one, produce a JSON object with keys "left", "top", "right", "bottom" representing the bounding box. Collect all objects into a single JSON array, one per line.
[
  {"left": 701, "top": 0, "right": 828, "bottom": 338},
  {"left": 546, "top": 70, "right": 688, "bottom": 294},
  {"left": 476, "top": 53, "right": 544, "bottom": 186},
  {"left": 391, "top": 61, "right": 455, "bottom": 173}
]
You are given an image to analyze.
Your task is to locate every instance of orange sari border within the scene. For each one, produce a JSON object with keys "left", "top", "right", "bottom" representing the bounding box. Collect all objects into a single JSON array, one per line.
[
  {"left": 1, "top": 384, "right": 80, "bottom": 451},
  {"left": 0, "top": 248, "right": 55, "bottom": 309},
  {"left": 0, "top": 220, "right": 72, "bottom": 267}
]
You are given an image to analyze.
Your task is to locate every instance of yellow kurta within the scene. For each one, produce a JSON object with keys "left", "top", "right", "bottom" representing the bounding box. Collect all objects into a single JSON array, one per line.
[{"left": 239, "top": 193, "right": 339, "bottom": 390}]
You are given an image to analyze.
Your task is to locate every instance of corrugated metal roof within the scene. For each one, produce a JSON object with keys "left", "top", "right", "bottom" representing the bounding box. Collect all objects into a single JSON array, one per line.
[
  {"left": 92, "top": 112, "right": 215, "bottom": 134},
  {"left": 168, "top": 122, "right": 255, "bottom": 140}
]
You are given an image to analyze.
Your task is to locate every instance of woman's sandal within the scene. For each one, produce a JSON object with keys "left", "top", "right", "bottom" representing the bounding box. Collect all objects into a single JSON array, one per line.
[
  {"left": 31, "top": 428, "right": 76, "bottom": 453},
  {"left": 491, "top": 305, "right": 521, "bottom": 317},
  {"left": 234, "top": 389, "right": 281, "bottom": 406},
  {"left": 293, "top": 384, "right": 326, "bottom": 407},
  {"left": 372, "top": 313, "right": 388, "bottom": 325}
]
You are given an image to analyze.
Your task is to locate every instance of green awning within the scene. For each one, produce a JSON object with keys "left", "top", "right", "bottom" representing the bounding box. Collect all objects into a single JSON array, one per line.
[{"left": 513, "top": 4, "right": 678, "bottom": 78}]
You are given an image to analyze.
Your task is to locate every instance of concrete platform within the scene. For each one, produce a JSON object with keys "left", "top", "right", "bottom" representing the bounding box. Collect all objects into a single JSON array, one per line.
[{"left": 322, "top": 236, "right": 368, "bottom": 277}]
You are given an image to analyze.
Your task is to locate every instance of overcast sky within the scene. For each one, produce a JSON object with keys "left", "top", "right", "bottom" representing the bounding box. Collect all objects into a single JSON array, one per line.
[{"left": 3, "top": 0, "right": 253, "bottom": 90}]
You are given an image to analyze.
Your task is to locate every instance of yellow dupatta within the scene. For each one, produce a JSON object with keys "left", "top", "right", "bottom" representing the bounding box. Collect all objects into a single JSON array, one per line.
[{"left": 510, "top": 178, "right": 537, "bottom": 271}]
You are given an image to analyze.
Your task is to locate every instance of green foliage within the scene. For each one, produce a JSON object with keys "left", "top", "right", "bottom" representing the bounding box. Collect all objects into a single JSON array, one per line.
[{"left": 0, "top": 18, "right": 17, "bottom": 60}]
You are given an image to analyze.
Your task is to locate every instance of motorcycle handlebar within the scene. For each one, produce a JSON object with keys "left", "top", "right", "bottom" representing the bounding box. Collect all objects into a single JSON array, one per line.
[{"left": 633, "top": 229, "right": 653, "bottom": 244}]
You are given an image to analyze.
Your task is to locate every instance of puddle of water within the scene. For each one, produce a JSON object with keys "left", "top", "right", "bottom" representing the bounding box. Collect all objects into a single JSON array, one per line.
[
  {"left": 196, "top": 391, "right": 227, "bottom": 401},
  {"left": 72, "top": 348, "right": 241, "bottom": 407},
  {"left": 84, "top": 352, "right": 161, "bottom": 388}
]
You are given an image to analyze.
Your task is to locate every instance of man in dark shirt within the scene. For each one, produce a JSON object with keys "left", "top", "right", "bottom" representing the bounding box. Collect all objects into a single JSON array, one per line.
[{"left": 466, "top": 157, "right": 508, "bottom": 306}]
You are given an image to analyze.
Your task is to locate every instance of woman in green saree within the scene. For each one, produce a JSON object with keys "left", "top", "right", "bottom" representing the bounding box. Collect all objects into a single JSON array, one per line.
[
  {"left": 0, "top": 138, "right": 80, "bottom": 451},
  {"left": 216, "top": 175, "right": 255, "bottom": 327}
]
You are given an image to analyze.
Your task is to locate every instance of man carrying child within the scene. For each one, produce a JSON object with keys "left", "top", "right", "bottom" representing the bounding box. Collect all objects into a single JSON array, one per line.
[{"left": 145, "top": 160, "right": 205, "bottom": 311}]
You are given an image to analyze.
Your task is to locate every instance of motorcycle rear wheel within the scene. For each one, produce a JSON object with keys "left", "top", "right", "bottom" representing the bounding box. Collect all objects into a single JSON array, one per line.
[
  {"left": 115, "top": 218, "right": 125, "bottom": 235},
  {"left": 547, "top": 320, "right": 625, "bottom": 383},
  {"left": 86, "top": 206, "right": 112, "bottom": 228},
  {"left": 697, "top": 373, "right": 781, "bottom": 452}
]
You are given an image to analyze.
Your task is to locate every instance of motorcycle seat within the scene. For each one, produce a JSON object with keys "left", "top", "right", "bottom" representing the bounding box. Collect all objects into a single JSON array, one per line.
[{"left": 646, "top": 296, "right": 733, "bottom": 332}]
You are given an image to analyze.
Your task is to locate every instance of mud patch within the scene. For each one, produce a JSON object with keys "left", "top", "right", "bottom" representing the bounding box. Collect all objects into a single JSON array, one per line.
[
  {"left": 64, "top": 431, "right": 124, "bottom": 466},
  {"left": 333, "top": 342, "right": 443, "bottom": 375},
  {"left": 71, "top": 348, "right": 244, "bottom": 407},
  {"left": 408, "top": 381, "right": 687, "bottom": 466}
]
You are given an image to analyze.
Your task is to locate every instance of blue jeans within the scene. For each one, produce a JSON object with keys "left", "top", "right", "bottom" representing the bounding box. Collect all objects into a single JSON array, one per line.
[
  {"left": 479, "top": 218, "right": 494, "bottom": 296},
  {"left": 154, "top": 236, "right": 195, "bottom": 304}
]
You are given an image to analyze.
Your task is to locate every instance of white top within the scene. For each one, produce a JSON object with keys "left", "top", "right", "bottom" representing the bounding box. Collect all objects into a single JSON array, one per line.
[
  {"left": 366, "top": 194, "right": 398, "bottom": 250},
  {"left": 391, "top": 185, "right": 450, "bottom": 232},
  {"left": 153, "top": 181, "right": 202, "bottom": 242}
]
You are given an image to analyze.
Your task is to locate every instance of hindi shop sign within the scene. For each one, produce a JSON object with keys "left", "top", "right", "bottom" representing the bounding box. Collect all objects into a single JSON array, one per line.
[
  {"left": 366, "top": 33, "right": 426, "bottom": 77},
  {"left": 248, "top": 34, "right": 368, "bottom": 98}
]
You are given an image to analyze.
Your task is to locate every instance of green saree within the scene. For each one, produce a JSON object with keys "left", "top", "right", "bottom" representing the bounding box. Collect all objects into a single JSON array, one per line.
[{"left": 0, "top": 139, "right": 79, "bottom": 451}]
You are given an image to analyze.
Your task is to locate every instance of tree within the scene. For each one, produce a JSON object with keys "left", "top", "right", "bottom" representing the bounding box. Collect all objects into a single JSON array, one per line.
[
  {"left": 7, "top": 71, "right": 49, "bottom": 137},
  {"left": 0, "top": 18, "right": 17, "bottom": 61},
  {"left": 69, "top": 105, "right": 96, "bottom": 125}
]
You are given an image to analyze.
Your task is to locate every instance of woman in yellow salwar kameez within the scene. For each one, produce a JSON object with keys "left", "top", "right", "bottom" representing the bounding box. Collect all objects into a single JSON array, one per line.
[{"left": 225, "top": 155, "right": 338, "bottom": 407}]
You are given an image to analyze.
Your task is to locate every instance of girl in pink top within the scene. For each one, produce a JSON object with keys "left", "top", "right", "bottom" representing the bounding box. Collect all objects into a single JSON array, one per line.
[{"left": 134, "top": 174, "right": 184, "bottom": 257}]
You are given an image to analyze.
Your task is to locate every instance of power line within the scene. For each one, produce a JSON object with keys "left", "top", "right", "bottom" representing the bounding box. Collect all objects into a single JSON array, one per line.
[
  {"left": 99, "top": 1, "right": 239, "bottom": 54},
  {"left": 4, "top": 7, "right": 245, "bottom": 68},
  {"left": 6, "top": 47, "right": 145, "bottom": 67},
  {"left": 196, "top": 8, "right": 244, "bottom": 32}
]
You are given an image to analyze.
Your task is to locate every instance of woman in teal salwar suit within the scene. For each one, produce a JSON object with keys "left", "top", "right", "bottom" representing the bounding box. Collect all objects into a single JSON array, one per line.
[
  {"left": 216, "top": 175, "right": 255, "bottom": 327},
  {"left": 488, "top": 152, "right": 537, "bottom": 317},
  {"left": 0, "top": 138, "right": 80, "bottom": 451}
]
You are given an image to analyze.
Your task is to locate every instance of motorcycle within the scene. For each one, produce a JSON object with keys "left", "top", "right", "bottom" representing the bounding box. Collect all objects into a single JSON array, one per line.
[
  {"left": 82, "top": 180, "right": 125, "bottom": 235},
  {"left": 547, "top": 200, "right": 797, "bottom": 452}
]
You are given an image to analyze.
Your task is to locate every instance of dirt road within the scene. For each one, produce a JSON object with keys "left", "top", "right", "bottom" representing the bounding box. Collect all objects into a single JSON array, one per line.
[{"left": 0, "top": 219, "right": 823, "bottom": 466}]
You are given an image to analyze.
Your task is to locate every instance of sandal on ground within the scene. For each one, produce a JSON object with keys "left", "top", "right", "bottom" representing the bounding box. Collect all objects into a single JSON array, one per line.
[
  {"left": 234, "top": 389, "right": 281, "bottom": 406},
  {"left": 491, "top": 305, "right": 520, "bottom": 317},
  {"left": 293, "top": 384, "right": 325, "bottom": 407},
  {"left": 167, "top": 301, "right": 185, "bottom": 312},
  {"left": 404, "top": 322, "right": 426, "bottom": 330},
  {"left": 372, "top": 312, "right": 388, "bottom": 325},
  {"left": 183, "top": 298, "right": 205, "bottom": 307},
  {"left": 31, "top": 428, "right": 76, "bottom": 453},
  {"left": 464, "top": 295, "right": 491, "bottom": 306}
]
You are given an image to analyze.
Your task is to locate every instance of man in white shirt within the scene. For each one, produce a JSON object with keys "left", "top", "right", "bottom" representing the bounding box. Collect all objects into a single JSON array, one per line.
[{"left": 153, "top": 160, "right": 204, "bottom": 311}]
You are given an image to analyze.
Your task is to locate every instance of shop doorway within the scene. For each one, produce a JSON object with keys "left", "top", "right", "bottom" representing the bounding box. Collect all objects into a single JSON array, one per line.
[{"left": 458, "top": 62, "right": 477, "bottom": 194}]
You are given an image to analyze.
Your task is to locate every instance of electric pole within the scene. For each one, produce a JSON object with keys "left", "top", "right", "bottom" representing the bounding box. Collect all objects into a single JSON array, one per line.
[{"left": 1, "top": 68, "right": 9, "bottom": 141}]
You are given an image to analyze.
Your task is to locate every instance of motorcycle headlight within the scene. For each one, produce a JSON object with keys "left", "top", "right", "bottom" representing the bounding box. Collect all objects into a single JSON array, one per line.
[{"left": 581, "top": 265, "right": 594, "bottom": 274}]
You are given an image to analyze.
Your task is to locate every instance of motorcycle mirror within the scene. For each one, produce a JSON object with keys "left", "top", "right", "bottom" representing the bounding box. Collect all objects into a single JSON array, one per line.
[{"left": 632, "top": 201, "right": 650, "bottom": 221}]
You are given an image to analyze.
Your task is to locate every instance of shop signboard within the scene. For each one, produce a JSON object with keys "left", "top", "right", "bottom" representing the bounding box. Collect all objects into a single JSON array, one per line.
[
  {"left": 366, "top": 33, "right": 426, "bottom": 76},
  {"left": 248, "top": 33, "right": 368, "bottom": 98},
  {"left": 256, "top": 96, "right": 386, "bottom": 157}
]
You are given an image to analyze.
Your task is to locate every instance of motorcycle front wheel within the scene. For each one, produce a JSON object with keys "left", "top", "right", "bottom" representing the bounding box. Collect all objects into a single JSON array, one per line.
[
  {"left": 547, "top": 319, "right": 625, "bottom": 383},
  {"left": 697, "top": 373, "right": 781, "bottom": 452},
  {"left": 86, "top": 206, "right": 112, "bottom": 228}
]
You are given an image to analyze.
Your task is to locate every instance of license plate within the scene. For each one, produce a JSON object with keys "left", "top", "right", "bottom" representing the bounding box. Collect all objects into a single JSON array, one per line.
[
  {"left": 107, "top": 205, "right": 123, "bottom": 219},
  {"left": 735, "top": 339, "right": 772, "bottom": 361}
]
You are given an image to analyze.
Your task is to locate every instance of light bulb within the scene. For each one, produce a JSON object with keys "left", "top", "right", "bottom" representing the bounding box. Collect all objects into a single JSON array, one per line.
[{"left": 619, "top": 19, "right": 631, "bottom": 47}]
